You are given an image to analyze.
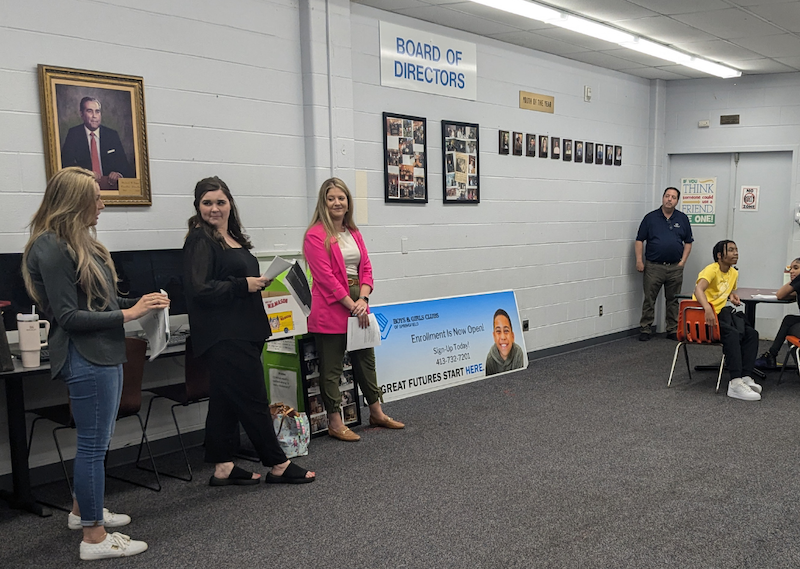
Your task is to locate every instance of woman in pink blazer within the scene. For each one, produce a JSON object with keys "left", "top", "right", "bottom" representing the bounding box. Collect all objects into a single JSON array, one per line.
[{"left": 303, "top": 178, "right": 404, "bottom": 441}]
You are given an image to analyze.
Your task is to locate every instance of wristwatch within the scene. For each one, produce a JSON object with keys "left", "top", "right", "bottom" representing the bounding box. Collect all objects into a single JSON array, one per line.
[{"left": 360, "top": 296, "right": 369, "bottom": 303}]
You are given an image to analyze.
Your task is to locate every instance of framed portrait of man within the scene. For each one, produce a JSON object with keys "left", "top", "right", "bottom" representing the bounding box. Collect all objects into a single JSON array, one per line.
[{"left": 38, "top": 65, "right": 151, "bottom": 205}]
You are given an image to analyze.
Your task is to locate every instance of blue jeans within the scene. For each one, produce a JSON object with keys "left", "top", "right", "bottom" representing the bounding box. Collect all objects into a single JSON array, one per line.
[{"left": 61, "top": 342, "right": 123, "bottom": 526}]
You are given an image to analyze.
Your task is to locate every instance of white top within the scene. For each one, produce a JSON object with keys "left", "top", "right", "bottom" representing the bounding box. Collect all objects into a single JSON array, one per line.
[{"left": 337, "top": 229, "right": 360, "bottom": 278}]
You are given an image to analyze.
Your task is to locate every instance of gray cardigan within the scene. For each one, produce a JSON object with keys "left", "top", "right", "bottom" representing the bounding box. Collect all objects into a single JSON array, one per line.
[{"left": 25, "top": 232, "right": 137, "bottom": 378}]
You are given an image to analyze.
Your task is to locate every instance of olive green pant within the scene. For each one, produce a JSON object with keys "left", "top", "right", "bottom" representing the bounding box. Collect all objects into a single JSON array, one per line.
[{"left": 313, "top": 284, "right": 384, "bottom": 414}]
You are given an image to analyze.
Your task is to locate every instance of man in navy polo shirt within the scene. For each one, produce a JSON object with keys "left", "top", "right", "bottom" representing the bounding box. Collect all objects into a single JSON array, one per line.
[{"left": 635, "top": 187, "right": 693, "bottom": 341}]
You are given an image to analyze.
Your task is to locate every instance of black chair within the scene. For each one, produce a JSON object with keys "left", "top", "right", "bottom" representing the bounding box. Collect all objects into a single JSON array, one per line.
[
  {"left": 138, "top": 336, "right": 209, "bottom": 481},
  {"left": 27, "top": 338, "right": 161, "bottom": 510}
]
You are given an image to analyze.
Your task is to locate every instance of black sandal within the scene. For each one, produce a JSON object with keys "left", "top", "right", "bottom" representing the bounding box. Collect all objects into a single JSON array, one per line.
[
  {"left": 265, "top": 462, "right": 315, "bottom": 485},
  {"left": 209, "top": 465, "right": 260, "bottom": 486}
]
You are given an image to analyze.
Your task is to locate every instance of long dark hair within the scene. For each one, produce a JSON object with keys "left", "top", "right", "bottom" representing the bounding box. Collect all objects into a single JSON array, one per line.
[{"left": 186, "top": 177, "right": 252, "bottom": 249}]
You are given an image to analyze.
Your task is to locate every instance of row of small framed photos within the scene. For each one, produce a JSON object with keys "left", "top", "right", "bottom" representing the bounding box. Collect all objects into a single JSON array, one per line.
[{"left": 499, "top": 130, "right": 622, "bottom": 166}]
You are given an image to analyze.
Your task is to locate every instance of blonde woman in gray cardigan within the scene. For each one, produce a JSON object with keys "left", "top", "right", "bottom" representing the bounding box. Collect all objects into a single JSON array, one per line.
[{"left": 23, "top": 167, "right": 169, "bottom": 560}]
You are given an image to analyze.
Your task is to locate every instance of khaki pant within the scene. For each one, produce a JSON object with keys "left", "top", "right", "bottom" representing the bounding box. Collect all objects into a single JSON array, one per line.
[
  {"left": 313, "top": 283, "right": 384, "bottom": 414},
  {"left": 639, "top": 260, "right": 684, "bottom": 335}
]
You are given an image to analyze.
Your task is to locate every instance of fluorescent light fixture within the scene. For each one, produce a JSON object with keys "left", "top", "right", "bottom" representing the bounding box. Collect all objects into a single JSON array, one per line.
[
  {"left": 467, "top": 0, "right": 742, "bottom": 78},
  {"left": 549, "top": 14, "right": 634, "bottom": 44},
  {"left": 684, "top": 58, "right": 742, "bottom": 79},
  {"left": 621, "top": 38, "right": 691, "bottom": 64},
  {"left": 468, "top": 0, "right": 559, "bottom": 21}
]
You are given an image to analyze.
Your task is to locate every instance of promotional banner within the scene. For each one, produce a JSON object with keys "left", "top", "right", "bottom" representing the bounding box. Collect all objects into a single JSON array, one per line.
[
  {"left": 372, "top": 291, "right": 527, "bottom": 402},
  {"left": 380, "top": 21, "right": 477, "bottom": 101},
  {"left": 680, "top": 177, "right": 716, "bottom": 225}
]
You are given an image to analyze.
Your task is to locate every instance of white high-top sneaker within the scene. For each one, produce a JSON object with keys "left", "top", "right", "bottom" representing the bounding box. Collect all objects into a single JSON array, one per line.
[
  {"left": 742, "top": 376, "right": 762, "bottom": 394},
  {"left": 727, "top": 377, "right": 761, "bottom": 401}
]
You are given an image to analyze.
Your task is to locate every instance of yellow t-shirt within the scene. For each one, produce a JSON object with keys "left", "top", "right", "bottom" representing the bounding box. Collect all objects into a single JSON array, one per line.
[{"left": 693, "top": 262, "right": 738, "bottom": 314}]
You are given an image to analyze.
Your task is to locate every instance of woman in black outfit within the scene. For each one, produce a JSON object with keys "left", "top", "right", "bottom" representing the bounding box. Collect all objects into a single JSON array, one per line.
[{"left": 184, "top": 177, "right": 314, "bottom": 485}]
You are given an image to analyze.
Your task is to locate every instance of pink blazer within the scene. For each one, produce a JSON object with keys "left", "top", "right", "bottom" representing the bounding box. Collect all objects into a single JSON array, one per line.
[{"left": 304, "top": 223, "right": 374, "bottom": 334}]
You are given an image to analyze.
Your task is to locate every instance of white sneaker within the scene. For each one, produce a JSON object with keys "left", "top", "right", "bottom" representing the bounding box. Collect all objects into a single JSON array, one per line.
[
  {"left": 80, "top": 532, "right": 148, "bottom": 560},
  {"left": 68, "top": 508, "right": 131, "bottom": 530},
  {"left": 727, "top": 378, "right": 761, "bottom": 401},
  {"left": 742, "top": 376, "right": 762, "bottom": 394}
]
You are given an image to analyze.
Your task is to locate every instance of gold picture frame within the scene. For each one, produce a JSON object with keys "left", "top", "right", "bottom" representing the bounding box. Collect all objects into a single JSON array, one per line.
[{"left": 38, "top": 64, "right": 151, "bottom": 205}]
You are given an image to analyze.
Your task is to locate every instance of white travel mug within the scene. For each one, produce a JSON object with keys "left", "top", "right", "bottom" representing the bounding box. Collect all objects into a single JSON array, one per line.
[{"left": 17, "top": 313, "right": 50, "bottom": 368}]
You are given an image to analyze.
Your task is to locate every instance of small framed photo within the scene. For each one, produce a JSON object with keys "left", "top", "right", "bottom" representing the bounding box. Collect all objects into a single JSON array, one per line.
[
  {"left": 442, "top": 120, "right": 479, "bottom": 204},
  {"left": 512, "top": 132, "right": 523, "bottom": 156},
  {"left": 574, "top": 141, "right": 583, "bottom": 163},
  {"left": 614, "top": 145, "right": 622, "bottom": 166},
  {"left": 539, "top": 135, "right": 548, "bottom": 158},
  {"left": 563, "top": 139, "right": 572, "bottom": 162},
  {"left": 551, "top": 137, "right": 560, "bottom": 159},
  {"left": 499, "top": 130, "right": 509, "bottom": 155},
  {"left": 585, "top": 142, "right": 594, "bottom": 164},
  {"left": 383, "top": 112, "right": 427, "bottom": 203},
  {"left": 38, "top": 64, "right": 152, "bottom": 205},
  {"left": 595, "top": 143, "right": 604, "bottom": 165},
  {"left": 526, "top": 134, "right": 536, "bottom": 157},
  {"left": 605, "top": 144, "right": 613, "bottom": 166}
]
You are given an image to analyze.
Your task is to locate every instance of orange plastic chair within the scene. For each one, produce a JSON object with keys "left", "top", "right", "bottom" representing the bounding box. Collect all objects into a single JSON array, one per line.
[
  {"left": 667, "top": 299, "right": 726, "bottom": 392},
  {"left": 777, "top": 335, "right": 800, "bottom": 385}
]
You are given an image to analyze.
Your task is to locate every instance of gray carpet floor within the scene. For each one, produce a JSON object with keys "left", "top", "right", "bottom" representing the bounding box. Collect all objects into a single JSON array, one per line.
[{"left": 2, "top": 335, "right": 800, "bottom": 568}]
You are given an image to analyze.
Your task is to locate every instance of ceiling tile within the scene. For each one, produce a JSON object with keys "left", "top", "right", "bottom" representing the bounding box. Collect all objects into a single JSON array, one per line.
[
  {"left": 727, "top": 0, "right": 800, "bottom": 6},
  {"left": 533, "top": 27, "right": 626, "bottom": 51},
  {"left": 563, "top": 50, "right": 648, "bottom": 70},
  {"left": 745, "top": 3, "right": 800, "bottom": 32},
  {"left": 734, "top": 58, "right": 798, "bottom": 72},
  {"left": 394, "top": 5, "right": 521, "bottom": 35},
  {"left": 351, "top": 0, "right": 429, "bottom": 10},
  {"left": 627, "top": 0, "right": 732, "bottom": 15},
  {"left": 674, "top": 39, "right": 765, "bottom": 62},
  {"left": 622, "top": 66, "right": 696, "bottom": 80},
  {"left": 773, "top": 55, "right": 800, "bottom": 70},
  {"left": 734, "top": 33, "right": 800, "bottom": 57},
  {"left": 486, "top": 30, "right": 592, "bottom": 55},
  {"left": 671, "top": 8, "right": 785, "bottom": 38},
  {"left": 613, "top": 15, "right": 717, "bottom": 44}
]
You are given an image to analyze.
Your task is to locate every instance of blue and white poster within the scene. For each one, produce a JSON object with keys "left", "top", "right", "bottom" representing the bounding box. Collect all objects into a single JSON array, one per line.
[{"left": 372, "top": 290, "right": 527, "bottom": 402}]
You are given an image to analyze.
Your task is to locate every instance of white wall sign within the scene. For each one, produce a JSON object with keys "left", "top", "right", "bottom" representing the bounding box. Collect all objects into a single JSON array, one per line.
[
  {"left": 379, "top": 21, "right": 477, "bottom": 101},
  {"left": 680, "top": 177, "right": 717, "bottom": 226},
  {"left": 739, "top": 186, "right": 759, "bottom": 211}
]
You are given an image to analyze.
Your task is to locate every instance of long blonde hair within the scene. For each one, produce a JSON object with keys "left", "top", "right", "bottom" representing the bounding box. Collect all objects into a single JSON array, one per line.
[
  {"left": 22, "top": 167, "right": 117, "bottom": 311},
  {"left": 304, "top": 177, "right": 358, "bottom": 250}
]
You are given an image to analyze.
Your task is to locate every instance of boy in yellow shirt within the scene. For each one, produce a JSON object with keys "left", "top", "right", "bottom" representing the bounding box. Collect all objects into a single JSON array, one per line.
[{"left": 693, "top": 240, "right": 760, "bottom": 401}]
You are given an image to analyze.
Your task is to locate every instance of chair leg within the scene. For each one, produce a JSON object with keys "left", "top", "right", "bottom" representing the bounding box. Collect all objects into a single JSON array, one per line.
[
  {"left": 715, "top": 354, "right": 726, "bottom": 393},
  {"left": 777, "top": 348, "right": 793, "bottom": 386},
  {"left": 107, "top": 414, "right": 161, "bottom": 492},
  {"left": 27, "top": 416, "right": 46, "bottom": 459},
  {"left": 52, "top": 425, "right": 74, "bottom": 498},
  {"left": 683, "top": 343, "right": 692, "bottom": 380},
  {"left": 136, "top": 401, "right": 194, "bottom": 482},
  {"left": 668, "top": 342, "right": 685, "bottom": 387}
]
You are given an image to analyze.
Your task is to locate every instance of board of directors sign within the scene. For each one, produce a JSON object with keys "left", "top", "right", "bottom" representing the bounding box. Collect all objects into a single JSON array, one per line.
[{"left": 380, "top": 21, "right": 477, "bottom": 101}]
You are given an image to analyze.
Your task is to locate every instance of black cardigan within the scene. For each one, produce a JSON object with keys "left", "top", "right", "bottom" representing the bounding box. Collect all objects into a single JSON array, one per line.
[{"left": 183, "top": 228, "right": 270, "bottom": 357}]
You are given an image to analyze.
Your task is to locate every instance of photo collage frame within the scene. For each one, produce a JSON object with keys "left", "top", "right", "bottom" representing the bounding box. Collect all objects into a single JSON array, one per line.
[
  {"left": 383, "top": 112, "right": 428, "bottom": 203},
  {"left": 442, "top": 120, "right": 479, "bottom": 203}
]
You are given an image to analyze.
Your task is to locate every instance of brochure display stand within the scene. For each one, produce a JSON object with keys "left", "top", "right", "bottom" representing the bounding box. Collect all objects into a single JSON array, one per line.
[{"left": 298, "top": 336, "right": 361, "bottom": 438}]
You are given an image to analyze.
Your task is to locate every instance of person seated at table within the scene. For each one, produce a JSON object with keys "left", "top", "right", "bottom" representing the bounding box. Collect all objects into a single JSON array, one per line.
[
  {"left": 755, "top": 257, "right": 800, "bottom": 369},
  {"left": 693, "top": 240, "right": 760, "bottom": 401}
]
